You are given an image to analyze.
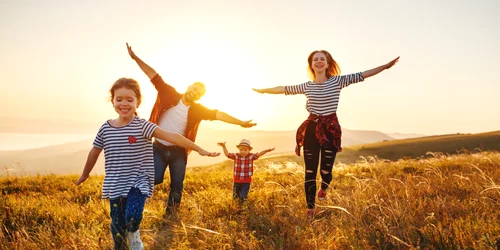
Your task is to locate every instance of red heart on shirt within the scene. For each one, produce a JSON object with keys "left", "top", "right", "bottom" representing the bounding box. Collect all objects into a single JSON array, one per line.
[{"left": 128, "top": 136, "right": 137, "bottom": 144}]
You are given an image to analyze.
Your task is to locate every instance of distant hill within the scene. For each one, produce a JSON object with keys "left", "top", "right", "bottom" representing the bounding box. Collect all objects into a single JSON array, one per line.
[
  {"left": 0, "top": 127, "right": 393, "bottom": 176},
  {"left": 0, "top": 116, "right": 98, "bottom": 134},
  {"left": 2, "top": 129, "right": 499, "bottom": 176},
  {"left": 386, "top": 132, "right": 426, "bottom": 140},
  {"left": 336, "top": 131, "right": 500, "bottom": 163}
]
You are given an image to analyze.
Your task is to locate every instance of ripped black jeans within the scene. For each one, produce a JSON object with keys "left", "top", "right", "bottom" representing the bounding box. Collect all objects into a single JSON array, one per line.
[{"left": 303, "top": 120, "right": 337, "bottom": 209}]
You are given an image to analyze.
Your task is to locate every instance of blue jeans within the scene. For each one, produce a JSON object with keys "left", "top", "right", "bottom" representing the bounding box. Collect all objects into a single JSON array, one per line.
[
  {"left": 233, "top": 182, "right": 251, "bottom": 202},
  {"left": 153, "top": 143, "right": 187, "bottom": 210},
  {"left": 109, "top": 187, "right": 147, "bottom": 250}
]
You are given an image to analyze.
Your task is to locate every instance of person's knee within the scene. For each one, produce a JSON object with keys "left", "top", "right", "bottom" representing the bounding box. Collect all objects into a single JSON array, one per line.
[
  {"left": 153, "top": 165, "right": 166, "bottom": 185},
  {"left": 304, "top": 149, "right": 315, "bottom": 160},
  {"left": 320, "top": 169, "right": 332, "bottom": 180},
  {"left": 305, "top": 170, "right": 315, "bottom": 180},
  {"left": 125, "top": 213, "right": 142, "bottom": 223},
  {"left": 170, "top": 179, "right": 184, "bottom": 191}
]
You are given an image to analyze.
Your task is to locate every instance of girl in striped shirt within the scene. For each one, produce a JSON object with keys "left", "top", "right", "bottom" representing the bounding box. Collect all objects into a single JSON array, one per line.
[
  {"left": 75, "top": 78, "right": 219, "bottom": 250},
  {"left": 253, "top": 51, "right": 399, "bottom": 217}
]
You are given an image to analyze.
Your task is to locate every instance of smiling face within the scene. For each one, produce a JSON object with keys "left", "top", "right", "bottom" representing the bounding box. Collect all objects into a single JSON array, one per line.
[
  {"left": 307, "top": 50, "right": 340, "bottom": 81},
  {"left": 183, "top": 82, "right": 206, "bottom": 104},
  {"left": 311, "top": 52, "right": 328, "bottom": 74},
  {"left": 112, "top": 87, "right": 139, "bottom": 120},
  {"left": 237, "top": 146, "right": 251, "bottom": 157}
]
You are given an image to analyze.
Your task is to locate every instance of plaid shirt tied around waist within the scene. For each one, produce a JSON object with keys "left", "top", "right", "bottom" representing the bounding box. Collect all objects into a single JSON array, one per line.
[{"left": 295, "top": 113, "right": 342, "bottom": 156}]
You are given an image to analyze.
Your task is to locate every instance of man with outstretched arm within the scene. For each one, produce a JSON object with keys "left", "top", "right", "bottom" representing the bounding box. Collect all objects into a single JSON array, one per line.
[{"left": 126, "top": 43, "right": 257, "bottom": 216}]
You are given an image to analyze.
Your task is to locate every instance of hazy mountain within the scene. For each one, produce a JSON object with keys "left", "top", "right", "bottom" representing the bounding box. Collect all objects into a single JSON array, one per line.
[
  {"left": 0, "top": 127, "right": 394, "bottom": 176},
  {"left": 338, "top": 131, "right": 500, "bottom": 163},
  {"left": 386, "top": 132, "right": 426, "bottom": 140},
  {"left": 0, "top": 116, "right": 98, "bottom": 134}
]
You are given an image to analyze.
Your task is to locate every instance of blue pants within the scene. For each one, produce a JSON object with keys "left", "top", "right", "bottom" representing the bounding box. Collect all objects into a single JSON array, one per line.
[
  {"left": 153, "top": 143, "right": 187, "bottom": 211},
  {"left": 109, "top": 187, "right": 147, "bottom": 250},
  {"left": 233, "top": 182, "right": 251, "bottom": 202}
]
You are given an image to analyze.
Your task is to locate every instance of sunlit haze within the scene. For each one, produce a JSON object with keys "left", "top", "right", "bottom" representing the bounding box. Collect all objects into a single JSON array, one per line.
[{"left": 2, "top": 0, "right": 499, "bottom": 135}]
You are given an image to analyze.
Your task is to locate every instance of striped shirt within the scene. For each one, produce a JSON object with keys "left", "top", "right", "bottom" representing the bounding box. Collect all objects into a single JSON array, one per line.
[
  {"left": 93, "top": 116, "right": 158, "bottom": 199},
  {"left": 284, "top": 72, "right": 364, "bottom": 115},
  {"left": 228, "top": 153, "right": 259, "bottom": 183}
]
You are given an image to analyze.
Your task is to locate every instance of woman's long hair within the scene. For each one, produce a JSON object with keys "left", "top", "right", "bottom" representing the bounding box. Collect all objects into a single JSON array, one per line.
[{"left": 307, "top": 50, "right": 341, "bottom": 81}]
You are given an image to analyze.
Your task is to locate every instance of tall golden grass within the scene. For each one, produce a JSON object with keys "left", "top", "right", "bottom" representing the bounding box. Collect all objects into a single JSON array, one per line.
[{"left": 1, "top": 151, "right": 500, "bottom": 249}]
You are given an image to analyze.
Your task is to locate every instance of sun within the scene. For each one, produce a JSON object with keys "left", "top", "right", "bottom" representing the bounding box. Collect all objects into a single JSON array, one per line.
[{"left": 133, "top": 35, "right": 289, "bottom": 131}]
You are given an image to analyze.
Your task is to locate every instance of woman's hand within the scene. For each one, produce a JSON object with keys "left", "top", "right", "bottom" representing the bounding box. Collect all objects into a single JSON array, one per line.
[
  {"left": 252, "top": 88, "right": 264, "bottom": 94},
  {"left": 252, "top": 86, "right": 285, "bottom": 94}
]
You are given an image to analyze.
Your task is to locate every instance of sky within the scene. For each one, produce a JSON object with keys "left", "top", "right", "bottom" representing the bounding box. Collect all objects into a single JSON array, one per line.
[{"left": 1, "top": 0, "right": 499, "bottom": 135}]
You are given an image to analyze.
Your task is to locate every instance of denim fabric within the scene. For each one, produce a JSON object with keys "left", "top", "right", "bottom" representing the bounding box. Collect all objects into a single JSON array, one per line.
[
  {"left": 153, "top": 143, "right": 187, "bottom": 209},
  {"left": 303, "top": 121, "right": 337, "bottom": 209},
  {"left": 233, "top": 182, "right": 251, "bottom": 202},
  {"left": 109, "top": 187, "right": 147, "bottom": 250}
]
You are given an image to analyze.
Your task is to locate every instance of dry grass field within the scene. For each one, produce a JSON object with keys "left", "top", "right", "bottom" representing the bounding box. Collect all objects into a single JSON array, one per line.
[{"left": 1, "top": 149, "right": 500, "bottom": 249}]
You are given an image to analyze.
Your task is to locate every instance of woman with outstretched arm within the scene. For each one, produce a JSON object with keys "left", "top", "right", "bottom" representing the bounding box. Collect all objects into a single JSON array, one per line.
[{"left": 253, "top": 51, "right": 399, "bottom": 217}]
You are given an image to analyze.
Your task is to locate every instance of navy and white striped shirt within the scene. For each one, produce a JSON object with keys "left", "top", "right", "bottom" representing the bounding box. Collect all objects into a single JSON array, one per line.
[
  {"left": 284, "top": 72, "right": 364, "bottom": 115},
  {"left": 93, "top": 116, "right": 158, "bottom": 199}
]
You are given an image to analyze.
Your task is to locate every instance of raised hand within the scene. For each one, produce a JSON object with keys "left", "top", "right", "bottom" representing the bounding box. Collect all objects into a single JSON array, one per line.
[
  {"left": 240, "top": 120, "right": 257, "bottom": 128},
  {"left": 217, "top": 142, "right": 226, "bottom": 147},
  {"left": 126, "top": 42, "right": 137, "bottom": 60},
  {"left": 385, "top": 56, "right": 400, "bottom": 69}
]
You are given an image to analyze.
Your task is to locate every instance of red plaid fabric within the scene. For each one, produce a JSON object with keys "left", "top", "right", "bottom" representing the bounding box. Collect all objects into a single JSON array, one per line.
[
  {"left": 228, "top": 153, "right": 259, "bottom": 183},
  {"left": 295, "top": 113, "right": 342, "bottom": 156}
]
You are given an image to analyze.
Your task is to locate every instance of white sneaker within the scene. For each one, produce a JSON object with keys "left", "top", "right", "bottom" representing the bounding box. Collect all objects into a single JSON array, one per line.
[{"left": 127, "top": 230, "right": 144, "bottom": 250}]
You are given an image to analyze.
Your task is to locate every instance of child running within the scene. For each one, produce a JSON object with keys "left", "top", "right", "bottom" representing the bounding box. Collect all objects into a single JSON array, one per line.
[
  {"left": 75, "top": 78, "right": 219, "bottom": 250},
  {"left": 217, "top": 139, "right": 274, "bottom": 203}
]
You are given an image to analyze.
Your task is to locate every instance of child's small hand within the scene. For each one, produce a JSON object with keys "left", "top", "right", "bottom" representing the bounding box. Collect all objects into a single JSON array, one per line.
[
  {"left": 217, "top": 142, "right": 226, "bottom": 147},
  {"left": 75, "top": 175, "right": 88, "bottom": 185},
  {"left": 267, "top": 147, "right": 275, "bottom": 152},
  {"left": 199, "top": 149, "right": 221, "bottom": 157}
]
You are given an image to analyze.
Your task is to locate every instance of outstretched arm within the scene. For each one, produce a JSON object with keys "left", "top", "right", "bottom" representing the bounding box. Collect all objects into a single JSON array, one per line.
[
  {"left": 215, "top": 111, "right": 256, "bottom": 128},
  {"left": 126, "top": 43, "right": 158, "bottom": 80},
  {"left": 252, "top": 86, "right": 285, "bottom": 94},
  {"left": 75, "top": 147, "right": 103, "bottom": 185},
  {"left": 361, "top": 57, "right": 399, "bottom": 79},
  {"left": 256, "top": 147, "right": 275, "bottom": 158},
  {"left": 217, "top": 142, "right": 230, "bottom": 157},
  {"left": 153, "top": 128, "right": 220, "bottom": 157}
]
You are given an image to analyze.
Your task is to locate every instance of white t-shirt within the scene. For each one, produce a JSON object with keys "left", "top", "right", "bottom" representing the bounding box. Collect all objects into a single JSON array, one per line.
[{"left": 156, "top": 99, "right": 189, "bottom": 146}]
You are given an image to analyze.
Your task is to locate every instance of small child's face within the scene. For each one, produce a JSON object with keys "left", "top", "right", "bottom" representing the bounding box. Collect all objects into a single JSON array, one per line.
[
  {"left": 238, "top": 146, "right": 251, "bottom": 157},
  {"left": 112, "top": 87, "right": 138, "bottom": 119}
]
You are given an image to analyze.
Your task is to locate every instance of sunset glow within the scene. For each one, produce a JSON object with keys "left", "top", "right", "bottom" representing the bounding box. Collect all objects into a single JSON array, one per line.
[{"left": 1, "top": 0, "right": 499, "bottom": 135}]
